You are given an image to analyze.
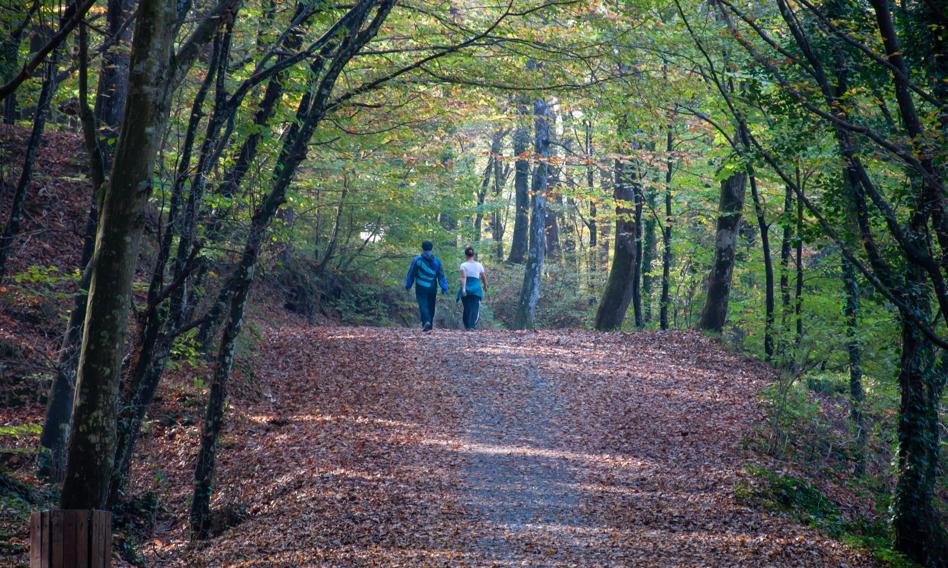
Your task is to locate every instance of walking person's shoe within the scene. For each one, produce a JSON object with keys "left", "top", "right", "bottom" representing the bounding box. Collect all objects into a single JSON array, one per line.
[{"left": 423, "top": 322, "right": 432, "bottom": 332}]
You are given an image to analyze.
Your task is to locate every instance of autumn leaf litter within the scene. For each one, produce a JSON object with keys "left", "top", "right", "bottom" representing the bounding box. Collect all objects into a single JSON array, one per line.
[{"left": 130, "top": 325, "right": 870, "bottom": 567}]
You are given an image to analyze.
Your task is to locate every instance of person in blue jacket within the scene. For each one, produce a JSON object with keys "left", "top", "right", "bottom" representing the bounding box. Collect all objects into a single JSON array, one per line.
[{"left": 405, "top": 241, "right": 448, "bottom": 331}]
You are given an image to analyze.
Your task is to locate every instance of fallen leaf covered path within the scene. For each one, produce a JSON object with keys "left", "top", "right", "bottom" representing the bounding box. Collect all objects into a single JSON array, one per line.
[{"left": 148, "top": 326, "right": 868, "bottom": 566}]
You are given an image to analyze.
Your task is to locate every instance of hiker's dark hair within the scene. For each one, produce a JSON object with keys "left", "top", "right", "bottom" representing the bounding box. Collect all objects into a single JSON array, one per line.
[
  {"left": 464, "top": 246, "right": 475, "bottom": 258},
  {"left": 422, "top": 240, "right": 433, "bottom": 251}
]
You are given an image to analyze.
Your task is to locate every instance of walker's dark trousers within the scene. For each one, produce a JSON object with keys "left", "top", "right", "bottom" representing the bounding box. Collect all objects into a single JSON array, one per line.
[
  {"left": 462, "top": 295, "right": 481, "bottom": 329},
  {"left": 416, "top": 285, "right": 437, "bottom": 329}
]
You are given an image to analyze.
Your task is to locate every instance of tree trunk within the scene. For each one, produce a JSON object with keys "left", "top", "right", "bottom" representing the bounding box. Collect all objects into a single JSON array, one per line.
[
  {"left": 631, "top": 160, "right": 644, "bottom": 329},
  {"left": 190, "top": 0, "right": 395, "bottom": 536},
  {"left": 0, "top": 3, "right": 35, "bottom": 124},
  {"left": 598, "top": 170, "right": 612, "bottom": 269},
  {"left": 698, "top": 171, "right": 747, "bottom": 332},
  {"left": 585, "top": 120, "right": 597, "bottom": 270},
  {"left": 891, "top": 268, "right": 947, "bottom": 566},
  {"left": 191, "top": 222, "right": 263, "bottom": 539},
  {"left": 473, "top": 155, "right": 493, "bottom": 242},
  {"left": 0, "top": 46, "right": 59, "bottom": 283},
  {"left": 594, "top": 156, "right": 641, "bottom": 331},
  {"left": 489, "top": 133, "right": 508, "bottom": 261},
  {"left": 795, "top": 182, "right": 804, "bottom": 346},
  {"left": 545, "top": 196, "right": 561, "bottom": 258},
  {"left": 748, "top": 174, "right": 774, "bottom": 360},
  {"left": 60, "top": 0, "right": 177, "bottom": 510},
  {"left": 660, "top": 125, "right": 674, "bottom": 331},
  {"left": 641, "top": 187, "right": 656, "bottom": 324},
  {"left": 513, "top": 97, "right": 550, "bottom": 330},
  {"left": 93, "top": 0, "right": 134, "bottom": 167},
  {"left": 840, "top": 256, "right": 865, "bottom": 476},
  {"left": 779, "top": 184, "right": 793, "bottom": 338},
  {"left": 108, "top": 21, "right": 232, "bottom": 503},
  {"left": 38, "top": 23, "right": 102, "bottom": 481},
  {"left": 506, "top": 98, "right": 530, "bottom": 264}
]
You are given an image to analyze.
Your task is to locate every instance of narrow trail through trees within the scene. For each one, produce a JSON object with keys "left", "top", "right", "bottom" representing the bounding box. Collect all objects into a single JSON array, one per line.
[{"left": 152, "top": 326, "right": 869, "bottom": 566}]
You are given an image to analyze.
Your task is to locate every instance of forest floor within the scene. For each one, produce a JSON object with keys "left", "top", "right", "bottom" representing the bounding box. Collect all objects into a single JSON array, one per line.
[{"left": 125, "top": 325, "right": 871, "bottom": 567}]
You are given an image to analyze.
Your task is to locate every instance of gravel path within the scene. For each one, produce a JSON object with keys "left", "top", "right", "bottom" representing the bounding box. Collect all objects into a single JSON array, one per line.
[{"left": 146, "top": 326, "right": 871, "bottom": 567}]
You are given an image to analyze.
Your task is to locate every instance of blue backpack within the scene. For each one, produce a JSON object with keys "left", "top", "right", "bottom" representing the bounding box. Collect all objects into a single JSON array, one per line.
[{"left": 414, "top": 255, "right": 439, "bottom": 289}]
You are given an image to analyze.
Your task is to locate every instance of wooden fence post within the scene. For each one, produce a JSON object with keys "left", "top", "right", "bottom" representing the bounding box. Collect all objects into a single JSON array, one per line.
[{"left": 30, "top": 509, "right": 111, "bottom": 568}]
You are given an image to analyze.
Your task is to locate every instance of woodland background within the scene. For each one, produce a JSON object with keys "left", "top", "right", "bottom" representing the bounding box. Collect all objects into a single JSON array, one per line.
[{"left": 0, "top": 0, "right": 945, "bottom": 565}]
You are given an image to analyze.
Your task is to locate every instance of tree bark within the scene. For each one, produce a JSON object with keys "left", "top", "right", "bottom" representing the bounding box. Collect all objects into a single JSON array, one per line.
[
  {"left": 513, "top": 97, "right": 550, "bottom": 329},
  {"left": 506, "top": 98, "right": 531, "bottom": 264},
  {"left": 795, "top": 181, "right": 803, "bottom": 346},
  {"left": 748, "top": 174, "right": 774, "bottom": 360},
  {"left": 594, "top": 155, "right": 641, "bottom": 331},
  {"left": 190, "top": 0, "right": 395, "bottom": 537},
  {"left": 779, "top": 184, "right": 793, "bottom": 338},
  {"left": 107, "top": 75, "right": 215, "bottom": 503},
  {"left": 38, "top": 22, "right": 103, "bottom": 482},
  {"left": 697, "top": 171, "right": 747, "bottom": 332},
  {"left": 0, "top": 45, "right": 60, "bottom": 283},
  {"left": 93, "top": 0, "right": 134, "bottom": 167},
  {"left": 841, "top": 256, "right": 865, "bottom": 476},
  {"left": 641, "top": 188, "right": 657, "bottom": 324},
  {"left": 489, "top": 131, "right": 508, "bottom": 261},
  {"left": 473, "top": 154, "right": 493, "bottom": 242},
  {"left": 660, "top": 125, "right": 674, "bottom": 330},
  {"left": 60, "top": 0, "right": 178, "bottom": 510},
  {"left": 891, "top": 267, "right": 947, "bottom": 566}
]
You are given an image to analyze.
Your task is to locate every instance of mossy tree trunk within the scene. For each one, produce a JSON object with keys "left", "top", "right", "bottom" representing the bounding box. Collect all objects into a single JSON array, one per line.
[{"left": 60, "top": 0, "right": 178, "bottom": 510}]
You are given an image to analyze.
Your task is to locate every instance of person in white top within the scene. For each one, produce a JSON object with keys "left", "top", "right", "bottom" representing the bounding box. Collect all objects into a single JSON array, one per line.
[{"left": 459, "top": 246, "right": 488, "bottom": 329}]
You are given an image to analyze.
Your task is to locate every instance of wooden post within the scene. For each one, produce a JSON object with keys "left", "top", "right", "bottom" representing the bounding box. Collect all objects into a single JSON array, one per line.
[{"left": 30, "top": 509, "right": 110, "bottom": 568}]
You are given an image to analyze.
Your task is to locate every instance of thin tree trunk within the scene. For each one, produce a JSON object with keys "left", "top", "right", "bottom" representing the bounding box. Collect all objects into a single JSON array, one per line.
[
  {"left": 108, "top": 23, "right": 229, "bottom": 503},
  {"left": 506, "top": 98, "right": 530, "bottom": 264},
  {"left": 698, "top": 171, "right": 747, "bottom": 332},
  {"left": 315, "top": 179, "right": 349, "bottom": 275},
  {"left": 660, "top": 125, "right": 674, "bottom": 330},
  {"left": 473, "top": 155, "right": 493, "bottom": 242},
  {"left": 93, "top": 0, "right": 134, "bottom": 167},
  {"left": 841, "top": 256, "right": 865, "bottom": 476},
  {"left": 599, "top": 171, "right": 612, "bottom": 269},
  {"left": 631, "top": 158, "right": 644, "bottom": 329},
  {"left": 795, "top": 180, "right": 804, "bottom": 346},
  {"left": 585, "top": 120, "right": 597, "bottom": 272},
  {"left": 748, "top": 174, "right": 774, "bottom": 360},
  {"left": 0, "top": 46, "right": 60, "bottom": 283},
  {"left": 38, "top": 21, "right": 104, "bottom": 482},
  {"left": 779, "top": 184, "right": 793, "bottom": 336},
  {"left": 513, "top": 97, "right": 550, "bottom": 329},
  {"left": 641, "top": 186, "right": 656, "bottom": 324},
  {"left": 489, "top": 133, "right": 508, "bottom": 261},
  {"left": 190, "top": 0, "right": 395, "bottom": 536}
]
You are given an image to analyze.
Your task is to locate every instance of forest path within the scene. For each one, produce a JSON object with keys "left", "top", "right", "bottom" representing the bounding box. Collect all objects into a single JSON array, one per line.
[{"left": 167, "top": 326, "right": 868, "bottom": 567}]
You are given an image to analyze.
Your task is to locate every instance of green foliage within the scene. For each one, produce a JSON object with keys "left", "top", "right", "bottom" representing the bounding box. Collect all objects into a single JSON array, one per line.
[
  {"left": 168, "top": 329, "right": 203, "bottom": 371},
  {"left": 9, "top": 265, "right": 78, "bottom": 301},
  {"left": 738, "top": 467, "right": 918, "bottom": 567}
]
